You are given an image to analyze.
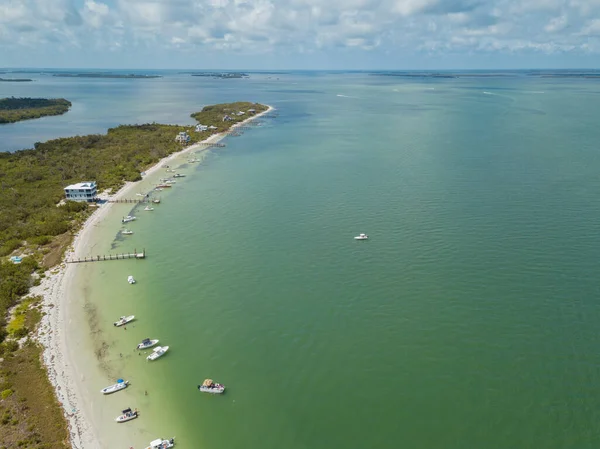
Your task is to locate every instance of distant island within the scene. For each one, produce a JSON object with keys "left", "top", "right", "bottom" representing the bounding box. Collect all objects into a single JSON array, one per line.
[
  {"left": 52, "top": 73, "right": 162, "bottom": 79},
  {"left": 370, "top": 72, "right": 458, "bottom": 79},
  {"left": 190, "top": 72, "right": 249, "bottom": 79},
  {"left": 0, "top": 78, "right": 33, "bottom": 82},
  {"left": 0, "top": 97, "right": 72, "bottom": 124}
]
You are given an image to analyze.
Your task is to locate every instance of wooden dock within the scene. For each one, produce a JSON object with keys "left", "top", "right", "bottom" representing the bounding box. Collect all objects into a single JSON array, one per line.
[
  {"left": 67, "top": 249, "right": 146, "bottom": 264},
  {"left": 107, "top": 198, "right": 150, "bottom": 204},
  {"left": 196, "top": 142, "right": 226, "bottom": 148}
]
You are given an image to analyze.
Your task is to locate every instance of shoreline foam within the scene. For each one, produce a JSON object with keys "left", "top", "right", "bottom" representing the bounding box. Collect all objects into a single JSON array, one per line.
[{"left": 32, "top": 105, "right": 274, "bottom": 448}]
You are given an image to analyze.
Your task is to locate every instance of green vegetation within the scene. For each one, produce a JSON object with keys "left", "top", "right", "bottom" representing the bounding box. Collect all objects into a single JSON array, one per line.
[
  {"left": 0, "top": 342, "right": 70, "bottom": 449},
  {"left": 0, "top": 101, "right": 267, "bottom": 449},
  {"left": 0, "top": 98, "right": 71, "bottom": 124}
]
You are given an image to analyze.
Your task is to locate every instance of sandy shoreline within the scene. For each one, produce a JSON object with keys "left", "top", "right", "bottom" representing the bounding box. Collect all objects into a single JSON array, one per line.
[{"left": 32, "top": 105, "right": 273, "bottom": 448}]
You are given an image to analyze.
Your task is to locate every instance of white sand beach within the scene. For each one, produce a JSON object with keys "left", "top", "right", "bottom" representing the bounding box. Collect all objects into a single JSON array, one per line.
[{"left": 32, "top": 106, "right": 273, "bottom": 449}]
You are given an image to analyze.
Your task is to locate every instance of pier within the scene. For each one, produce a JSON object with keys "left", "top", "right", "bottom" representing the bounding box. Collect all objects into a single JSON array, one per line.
[
  {"left": 67, "top": 249, "right": 146, "bottom": 264},
  {"left": 196, "top": 142, "right": 226, "bottom": 148},
  {"left": 107, "top": 198, "right": 150, "bottom": 203}
]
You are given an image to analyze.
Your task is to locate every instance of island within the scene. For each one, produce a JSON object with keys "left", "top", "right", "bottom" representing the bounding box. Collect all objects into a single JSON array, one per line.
[
  {"left": 189, "top": 72, "right": 249, "bottom": 79},
  {"left": 0, "top": 78, "right": 33, "bottom": 82},
  {"left": 52, "top": 73, "right": 162, "bottom": 79},
  {"left": 0, "top": 97, "right": 72, "bottom": 124},
  {"left": 0, "top": 101, "right": 269, "bottom": 448}
]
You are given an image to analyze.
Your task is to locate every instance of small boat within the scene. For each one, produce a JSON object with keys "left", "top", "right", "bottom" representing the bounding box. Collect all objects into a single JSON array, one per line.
[
  {"left": 354, "top": 233, "right": 369, "bottom": 240},
  {"left": 115, "top": 407, "right": 138, "bottom": 423},
  {"left": 156, "top": 184, "right": 172, "bottom": 189},
  {"left": 173, "top": 174, "right": 185, "bottom": 178},
  {"left": 100, "top": 379, "right": 129, "bottom": 394},
  {"left": 147, "top": 346, "right": 169, "bottom": 361},
  {"left": 136, "top": 193, "right": 146, "bottom": 197},
  {"left": 122, "top": 216, "right": 136, "bottom": 223},
  {"left": 128, "top": 275, "right": 136, "bottom": 284},
  {"left": 165, "top": 180, "right": 176, "bottom": 184},
  {"left": 144, "top": 206, "right": 154, "bottom": 211},
  {"left": 114, "top": 315, "right": 135, "bottom": 327},
  {"left": 198, "top": 378, "right": 225, "bottom": 394},
  {"left": 137, "top": 338, "right": 159, "bottom": 350},
  {"left": 122, "top": 229, "right": 134, "bottom": 235},
  {"left": 145, "top": 437, "right": 175, "bottom": 449},
  {"left": 152, "top": 198, "right": 161, "bottom": 204}
]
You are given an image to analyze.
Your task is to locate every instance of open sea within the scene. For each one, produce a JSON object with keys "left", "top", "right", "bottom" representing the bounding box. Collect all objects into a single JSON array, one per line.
[{"left": 3, "top": 70, "right": 600, "bottom": 448}]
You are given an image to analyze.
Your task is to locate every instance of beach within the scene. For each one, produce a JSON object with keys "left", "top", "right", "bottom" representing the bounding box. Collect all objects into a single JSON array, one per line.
[{"left": 32, "top": 106, "right": 273, "bottom": 449}]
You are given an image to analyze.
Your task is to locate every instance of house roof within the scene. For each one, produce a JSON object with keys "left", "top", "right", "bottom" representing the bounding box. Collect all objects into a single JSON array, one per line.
[{"left": 64, "top": 182, "right": 96, "bottom": 190}]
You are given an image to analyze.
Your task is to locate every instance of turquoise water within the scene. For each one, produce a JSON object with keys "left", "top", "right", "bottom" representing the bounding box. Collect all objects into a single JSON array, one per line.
[{"left": 4, "top": 72, "right": 600, "bottom": 448}]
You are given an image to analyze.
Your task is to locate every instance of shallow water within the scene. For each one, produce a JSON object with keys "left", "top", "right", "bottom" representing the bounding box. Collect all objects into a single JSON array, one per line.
[{"left": 4, "top": 72, "right": 600, "bottom": 448}]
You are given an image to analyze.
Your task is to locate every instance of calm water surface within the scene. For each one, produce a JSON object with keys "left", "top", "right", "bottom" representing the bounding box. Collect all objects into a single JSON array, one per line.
[{"left": 3, "top": 72, "right": 600, "bottom": 448}]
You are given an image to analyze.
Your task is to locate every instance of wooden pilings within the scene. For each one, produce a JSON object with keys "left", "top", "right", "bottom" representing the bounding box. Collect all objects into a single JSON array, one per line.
[
  {"left": 67, "top": 249, "right": 146, "bottom": 264},
  {"left": 196, "top": 142, "right": 226, "bottom": 148},
  {"left": 107, "top": 198, "right": 150, "bottom": 203}
]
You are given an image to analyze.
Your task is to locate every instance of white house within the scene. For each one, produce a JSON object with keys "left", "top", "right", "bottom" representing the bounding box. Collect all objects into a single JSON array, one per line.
[
  {"left": 195, "top": 124, "right": 208, "bottom": 132},
  {"left": 64, "top": 181, "right": 97, "bottom": 202},
  {"left": 175, "top": 131, "right": 191, "bottom": 143},
  {"left": 236, "top": 111, "right": 245, "bottom": 116},
  {"left": 222, "top": 115, "right": 233, "bottom": 122},
  {"left": 248, "top": 108, "right": 256, "bottom": 113}
]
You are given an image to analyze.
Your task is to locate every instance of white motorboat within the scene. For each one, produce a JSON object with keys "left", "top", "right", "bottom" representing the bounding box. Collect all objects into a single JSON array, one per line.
[
  {"left": 146, "top": 437, "right": 175, "bottom": 449},
  {"left": 152, "top": 198, "right": 161, "bottom": 204},
  {"left": 122, "top": 216, "right": 136, "bottom": 224},
  {"left": 354, "top": 233, "right": 369, "bottom": 240},
  {"left": 136, "top": 193, "right": 146, "bottom": 197},
  {"left": 128, "top": 275, "right": 136, "bottom": 284},
  {"left": 114, "top": 315, "right": 135, "bottom": 327},
  {"left": 173, "top": 173, "right": 186, "bottom": 178},
  {"left": 137, "top": 338, "right": 159, "bottom": 350},
  {"left": 122, "top": 229, "right": 133, "bottom": 235},
  {"left": 198, "top": 378, "right": 225, "bottom": 394},
  {"left": 115, "top": 407, "right": 138, "bottom": 423},
  {"left": 100, "top": 379, "right": 129, "bottom": 394},
  {"left": 144, "top": 206, "right": 154, "bottom": 211},
  {"left": 147, "top": 346, "right": 169, "bottom": 361}
]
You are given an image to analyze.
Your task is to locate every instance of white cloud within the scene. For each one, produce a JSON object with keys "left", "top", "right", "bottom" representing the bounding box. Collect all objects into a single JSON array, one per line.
[{"left": 2, "top": 0, "right": 600, "bottom": 61}]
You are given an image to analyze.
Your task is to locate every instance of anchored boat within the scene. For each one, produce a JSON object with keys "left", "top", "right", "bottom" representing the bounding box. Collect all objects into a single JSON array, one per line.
[
  {"left": 198, "top": 378, "right": 225, "bottom": 394},
  {"left": 115, "top": 407, "right": 138, "bottom": 423},
  {"left": 101, "top": 379, "right": 129, "bottom": 394},
  {"left": 354, "top": 233, "right": 369, "bottom": 240},
  {"left": 145, "top": 437, "right": 175, "bottom": 449},
  {"left": 122, "top": 215, "right": 136, "bottom": 224},
  {"left": 128, "top": 275, "right": 136, "bottom": 284},
  {"left": 114, "top": 315, "right": 135, "bottom": 327},
  {"left": 122, "top": 229, "right": 133, "bottom": 235},
  {"left": 137, "top": 338, "right": 159, "bottom": 350},
  {"left": 147, "top": 346, "right": 169, "bottom": 361},
  {"left": 144, "top": 206, "right": 154, "bottom": 211}
]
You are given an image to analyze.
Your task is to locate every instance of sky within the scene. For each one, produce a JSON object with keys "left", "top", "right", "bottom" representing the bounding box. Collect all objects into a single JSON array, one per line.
[{"left": 1, "top": 0, "right": 600, "bottom": 70}]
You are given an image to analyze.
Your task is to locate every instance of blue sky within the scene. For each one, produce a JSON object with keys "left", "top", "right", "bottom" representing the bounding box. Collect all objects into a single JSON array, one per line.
[{"left": 1, "top": 0, "right": 599, "bottom": 69}]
